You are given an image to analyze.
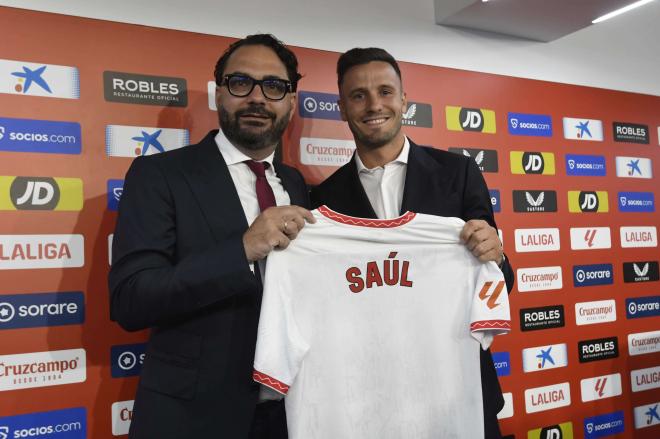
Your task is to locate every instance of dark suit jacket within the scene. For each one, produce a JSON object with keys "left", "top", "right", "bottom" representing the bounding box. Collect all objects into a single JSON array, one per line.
[
  {"left": 109, "top": 130, "right": 309, "bottom": 439},
  {"left": 310, "top": 140, "right": 514, "bottom": 438}
]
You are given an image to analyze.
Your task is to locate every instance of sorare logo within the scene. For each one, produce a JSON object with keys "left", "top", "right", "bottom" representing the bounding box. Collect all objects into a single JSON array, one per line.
[
  {"left": 107, "top": 180, "right": 124, "bottom": 211},
  {"left": 447, "top": 148, "right": 499, "bottom": 173},
  {"left": 0, "top": 291, "right": 84, "bottom": 330},
  {"left": 445, "top": 106, "right": 496, "bottom": 133},
  {"left": 489, "top": 190, "right": 500, "bottom": 213},
  {"left": 565, "top": 154, "right": 606, "bottom": 177},
  {"left": 0, "top": 58, "right": 79, "bottom": 99},
  {"left": 618, "top": 192, "right": 654, "bottom": 213},
  {"left": 507, "top": 112, "right": 552, "bottom": 137},
  {"left": 103, "top": 71, "right": 187, "bottom": 107},
  {"left": 492, "top": 352, "right": 510, "bottom": 377},
  {"left": 573, "top": 264, "right": 613, "bottom": 287},
  {"left": 111, "top": 343, "right": 146, "bottom": 378},
  {"left": 0, "top": 407, "right": 86, "bottom": 439},
  {"left": 626, "top": 296, "right": 660, "bottom": 319},
  {"left": 584, "top": 411, "right": 625, "bottom": 438},
  {"left": 298, "top": 91, "right": 341, "bottom": 120},
  {"left": 0, "top": 176, "right": 83, "bottom": 211},
  {"left": 0, "top": 117, "right": 81, "bottom": 154}
]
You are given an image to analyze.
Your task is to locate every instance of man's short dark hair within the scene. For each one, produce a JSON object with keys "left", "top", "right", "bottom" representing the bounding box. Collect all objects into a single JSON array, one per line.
[
  {"left": 337, "top": 47, "right": 402, "bottom": 88},
  {"left": 214, "top": 33, "right": 302, "bottom": 91}
]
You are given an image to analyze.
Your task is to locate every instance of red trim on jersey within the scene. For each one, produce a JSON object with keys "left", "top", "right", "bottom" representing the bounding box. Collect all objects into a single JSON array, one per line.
[
  {"left": 318, "top": 205, "right": 416, "bottom": 228},
  {"left": 470, "top": 320, "right": 511, "bottom": 331},
  {"left": 253, "top": 370, "right": 290, "bottom": 395}
]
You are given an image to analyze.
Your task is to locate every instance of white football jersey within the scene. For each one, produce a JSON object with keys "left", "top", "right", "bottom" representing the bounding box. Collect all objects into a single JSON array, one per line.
[{"left": 254, "top": 206, "right": 510, "bottom": 439}]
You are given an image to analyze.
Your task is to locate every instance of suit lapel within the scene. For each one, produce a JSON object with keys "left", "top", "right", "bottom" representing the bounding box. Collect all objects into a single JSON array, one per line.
[
  {"left": 273, "top": 162, "right": 307, "bottom": 208},
  {"left": 334, "top": 158, "right": 378, "bottom": 219},
  {"left": 181, "top": 131, "right": 249, "bottom": 243},
  {"left": 400, "top": 141, "right": 454, "bottom": 216}
]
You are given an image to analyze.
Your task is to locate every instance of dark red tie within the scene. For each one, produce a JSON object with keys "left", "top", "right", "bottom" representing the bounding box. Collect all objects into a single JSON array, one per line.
[{"left": 245, "top": 160, "right": 276, "bottom": 212}]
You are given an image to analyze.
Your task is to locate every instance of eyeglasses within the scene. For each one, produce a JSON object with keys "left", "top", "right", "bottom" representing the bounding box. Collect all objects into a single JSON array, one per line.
[{"left": 220, "top": 74, "right": 294, "bottom": 101}]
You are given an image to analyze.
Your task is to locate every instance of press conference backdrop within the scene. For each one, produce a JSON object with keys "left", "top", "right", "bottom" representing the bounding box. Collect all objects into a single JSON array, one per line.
[{"left": 0, "top": 6, "right": 658, "bottom": 439}]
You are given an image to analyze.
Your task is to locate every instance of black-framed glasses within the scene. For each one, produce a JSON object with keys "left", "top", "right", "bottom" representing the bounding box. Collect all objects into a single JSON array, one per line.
[{"left": 220, "top": 74, "right": 294, "bottom": 101}]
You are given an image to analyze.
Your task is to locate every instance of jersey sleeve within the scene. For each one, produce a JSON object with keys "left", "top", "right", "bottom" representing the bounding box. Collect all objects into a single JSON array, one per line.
[
  {"left": 469, "top": 260, "right": 511, "bottom": 350},
  {"left": 253, "top": 251, "right": 310, "bottom": 395}
]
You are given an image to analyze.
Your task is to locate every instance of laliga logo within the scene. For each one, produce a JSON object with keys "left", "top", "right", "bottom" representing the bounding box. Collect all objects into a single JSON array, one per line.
[
  {"left": 478, "top": 281, "right": 505, "bottom": 309},
  {"left": 0, "top": 302, "right": 16, "bottom": 323},
  {"left": 118, "top": 351, "right": 137, "bottom": 370},
  {"left": 303, "top": 97, "right": 318, "bottom": 112}
]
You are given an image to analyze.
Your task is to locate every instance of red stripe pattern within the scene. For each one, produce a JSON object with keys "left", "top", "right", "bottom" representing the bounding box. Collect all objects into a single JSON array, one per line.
[
  {"left": 470, "top": 320, "right": 511, "bottom": 331},
  {"left": 318, "top": 205, "right": 416, "bottom": 228},
  {"left": 253, "top": 370, "right": 290, "bottom": 395}
]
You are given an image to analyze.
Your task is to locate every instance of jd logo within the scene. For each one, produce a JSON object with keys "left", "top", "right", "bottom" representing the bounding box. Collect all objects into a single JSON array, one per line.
[
  {"left": 10, "top": 177, "right": 59, "bottom": 210},
  {"left": 579, "top": 192, "right": 599, "bottom": 212},
  {"left": 523, "top": 152, "right": 544, "bottom": 174},
  {"left": 540, "top": 426, "right": 563, "bottom": 439},
  {"left": 459, "top": 108, "right": 484, "bottom": 131}
]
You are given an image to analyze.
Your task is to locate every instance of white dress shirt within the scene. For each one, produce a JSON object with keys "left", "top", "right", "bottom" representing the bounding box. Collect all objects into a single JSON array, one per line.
[{"left": 355, "top": 137, "right": 410, "bottom": 219}]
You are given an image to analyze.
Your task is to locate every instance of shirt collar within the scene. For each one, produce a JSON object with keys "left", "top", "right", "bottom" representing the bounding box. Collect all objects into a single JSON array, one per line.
[
  {"left": 214, "top": 129, "right": 276, "bottom": 168},
  {"left": 355, "top": 137, "right": 410, "bottom": 173}
]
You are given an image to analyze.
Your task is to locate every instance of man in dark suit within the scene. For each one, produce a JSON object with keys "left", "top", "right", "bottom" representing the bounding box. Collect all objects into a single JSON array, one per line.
[
  {"left": 311, "top": 47, "right": 514, "bottom": 439},
  {"left": 109, "top": 34, "right": 313, "bottom": 439}
]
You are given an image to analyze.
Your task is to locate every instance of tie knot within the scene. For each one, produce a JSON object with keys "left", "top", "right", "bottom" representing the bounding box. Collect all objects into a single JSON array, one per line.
[{"left": 245, "top": 160, "right": 269, "bottom": 178}]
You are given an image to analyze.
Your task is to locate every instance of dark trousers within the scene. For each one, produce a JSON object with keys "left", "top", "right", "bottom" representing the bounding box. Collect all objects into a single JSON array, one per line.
[{"left": 248, "top": 400, "right": 288, "bottom": 439}]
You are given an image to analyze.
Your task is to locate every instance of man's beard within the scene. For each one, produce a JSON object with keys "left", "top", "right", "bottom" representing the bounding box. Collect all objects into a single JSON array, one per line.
[
  {"left": 219, "top": 104, "right": 291, "bottom": 151},
  {"left": 347, "top": 115, "right": 402, "bottom": 150}
]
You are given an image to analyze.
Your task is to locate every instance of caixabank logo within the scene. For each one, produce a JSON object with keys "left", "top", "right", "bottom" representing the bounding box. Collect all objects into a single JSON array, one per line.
[
  {"left": 634, "top": 401, "right": 660, "bottom": 430},
  {"left": 572, "top": 264, "right": 613, "bottom": 287},
  {"left": 0, "top": 117, "right": 81, "bottom": 154},
  {"left": 0, "top": 176, "right": 83, "bottom": 211},
  {"left": 489, "top": 190, "right": 500, "bottom": 212},
  {"left": 0, "top": 234, "right": 84, "bottom": 270},
  {"left": 580, "top": 373, "right": 622, "bottom": 402},
  {"left": 578, "top": 336, "right": 619, "bottom": 363},
  {"left": 524, "top": 382, "right": 571, "bottom": 414},
  {"left": 445, "top": 106, "right": 496, "bottom": 133},
  {"left": 0, "top": 407, "right": 86, "bottom": 439},
  {"left": 613, "top": 121, "right": 649, "bottom": 144},
  {"left": 615, "top": 156, "right": 653, "bottom": 179},
  {"left": 520, "top": 305, "right": 564, "bottom": 331},
  {"left": 0, "top": 348, "right": 86, "bottom": 391},
  {"left": 623, "top": 261, "right": 659, "bottom": 283},
  {"left": 298, "top": 91, "right": 341, "bottom": 120},
  {"left": 565, "top": 154, "right": 606, "bottom": 177},
  {"left": 111, "top": 343, "right": 146, "bottom": 378},
  {"left": 567, "top": 191, "right": 608, "bottom": 213},
  {"left": 562, "top": 117, "right": 603, "bottom": 141},
  {"left": 0, "top": 59, "right": 79, "bottom": 99},
  {"left": 447, "top": 148, "right": 498, "bottom": 173},
  {"left": 510, "top": 151, "right": 555, "bottom": 175},
  {"left": 528, "top": 422, "right": 573, "bottom": 439},
  {"left": 584, "top": 411, "right": 624, "bottom": 438},
  {"left": 626, "top": 296, "right": 660, "bottom": 320},
  {"left": 618, "top": 191, "right": 654, "bottom": 212},
  {"left": 107, "top": 180, "right": 123, "bottom": 211},
  {"left": 507, "top": 112, "right": 552, "bottom": 137},
  {"left": 491, "top": 352, "right": 510, "bottom": 377},
  {"left": 0, "top": 291, "right": 84, "bottom": 330},
  {"left": 103, "top": 71, "right": 187, "bottom": 106},
  {"left": 620, "top": 226, "right": 657, "bottom": 248},
  {"left": 512, "top": 190, "right": 557, "bottom": 213},
  {"left": 401, "top": 102, "right": 433, "bottom": 127},
  {"left": 628, "top": 330, "right": 660, "bottom": 356},
  {"left": 631, "top": 365, "right": 660, "bottom": 393},
  {"left": 106, "top": 125, "right": 189, "bottom": 157},
  {"left": 522, "top": 343, "right": 568, "bottom": 373}
]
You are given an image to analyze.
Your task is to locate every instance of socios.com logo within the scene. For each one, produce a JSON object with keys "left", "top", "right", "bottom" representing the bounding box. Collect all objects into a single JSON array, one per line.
[
  {"left": 107, "top": 180, "right": 124, "bottom": 211},
  {"left": 298, "top": 91, "right": 342, "bottom": 120},
  {"left": 584, "top": 411, "right": 624, "bottom": 438},
  {"left": 618, "top": 192, "right": 654, "bottom": 213},
  {"left": 0, "top": 117, "right": 81, "bottom": 154},
  {"left": 0, "top": 407, "right": 86, "bottom": 439},
  {"left": 507, "top": 112, "right": 552, "bottom": 137}
]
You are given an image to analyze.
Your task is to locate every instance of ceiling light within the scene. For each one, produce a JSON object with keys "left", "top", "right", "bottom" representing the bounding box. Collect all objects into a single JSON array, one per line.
[{"left": 592, "top": 0, "right": 655, "bottom": 24}]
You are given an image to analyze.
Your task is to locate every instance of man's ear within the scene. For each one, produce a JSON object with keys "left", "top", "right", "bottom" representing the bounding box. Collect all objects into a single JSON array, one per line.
[
  {"left": 287, "top": 92, "right": 297, "bottom": 122},
  {"left": 215, "top": 85, "right": 222, "bottom": 111},
  {"left": 338, "top": 97, "right": 347, "bottom": 122}
]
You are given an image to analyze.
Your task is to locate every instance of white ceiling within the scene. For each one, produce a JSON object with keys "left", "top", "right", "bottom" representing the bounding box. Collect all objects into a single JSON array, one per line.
[{"left": 1, "top": 0, "right": 658, "bottom": 96}]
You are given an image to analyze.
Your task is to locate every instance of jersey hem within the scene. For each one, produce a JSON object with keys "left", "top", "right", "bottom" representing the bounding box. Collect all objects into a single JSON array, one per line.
[
  {"left": 470, "top": 320, "right": 511, "bottom": 331},
  {"left": 253, "top": 369, "right": 290, "bottom": 395},
  {"left": 318, "top": 205, "right": 416, "bottom": 228}
]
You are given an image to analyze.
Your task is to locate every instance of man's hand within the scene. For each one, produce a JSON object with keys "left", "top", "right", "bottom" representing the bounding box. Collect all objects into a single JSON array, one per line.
[
  {"left": 460, "top": 219, "right": 503, "bottom": 265},
  {"left": 243, "top": 206, "right": 316, "bottom": 262}
]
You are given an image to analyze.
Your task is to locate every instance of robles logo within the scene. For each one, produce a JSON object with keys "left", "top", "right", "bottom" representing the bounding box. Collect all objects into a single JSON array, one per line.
[
  {"left": 0, "top": 292, "right": 84, "bottom": 330},
  {"left": 0, "top": 407, "right": 86, "bottom": 439},
  {"left": 578, "top": 337, "right": 619, "bottom": 363},
  {"left": 613, "top": 122, "right": 649, "bottom": 144},
  {"left": 0, "top": 348, "right": 86, "bottom": 391},
  {"left": 520, "top": 305, "right": 564, "bottom": 332},
  {"left": 103, "top": 71, "right": 187, "bottom": 107}
]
